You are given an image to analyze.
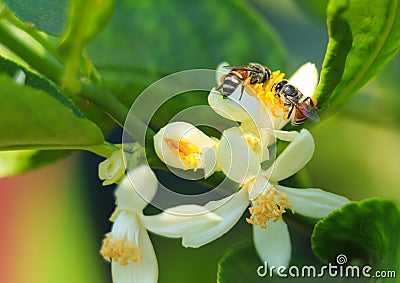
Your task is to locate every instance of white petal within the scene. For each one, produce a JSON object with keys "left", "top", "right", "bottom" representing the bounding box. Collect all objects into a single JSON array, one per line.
[
  {"left": 288, "top": 62, "right": 319, "bottom": 98},
  {"left": 182, "top": 188, "right": 249, "bottom": 248},
  {"left": 208, "top": 89, "right": 251, "bottom": 122},
  {"left": 218, "top": 127, "right": 261, "bottom": 184},
  {"left": 116, "top": 165, "right": 158, "bottom": 212},
  {"left": 253, "top": 219, "right": 291, "bottom": 268},
  {"left": 209, "top": 86, "right": 278, "bottom": 129},
  {"left": 267, "top": 129, "right": 315, "bottom": 182},
  {"left": 266, "top": 129, "right": 299, "bottom": 142},
  {"left": 203, "top": 146, "right": 218, "bottom": 178},
  {"left": 140, "top": 205, "right": 222, "bottom": 238},
  {"left": 276, "top": 185, "right": 350, "bottom": 218},
  {"left": 154, "top": 121, "right": 216, "bottom": 170},
  {"left": 246, "top": 176, "right": 269, "bottom": 201},
  {"left": 111, "top": 213, "right": 158, "bottom": 283},
  {"left": 161, "top": 122, "right": 215, "bottom": 148}
]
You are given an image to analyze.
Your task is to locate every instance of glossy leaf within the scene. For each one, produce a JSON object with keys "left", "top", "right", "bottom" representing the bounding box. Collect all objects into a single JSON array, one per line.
[
  {"left": 217, "top": 241, "right": 268, "bottom": 283},
  {"left": 312, "top": 198, "right": 400, "bottom": 279},
  {"left": 314, "top": 0, "right": 400, "bottom": 117},
  {"left": 0, "top": 55, "right": 68, "bottom": 107},
  {"left": 0, "top": 75, "right": 104, "bottom": 149},
  {"left": 2, "top": 0, "right": 67, "bottom": 35},
  {"left": 0, "top": 56, "right": 104, "bottom": 149}
]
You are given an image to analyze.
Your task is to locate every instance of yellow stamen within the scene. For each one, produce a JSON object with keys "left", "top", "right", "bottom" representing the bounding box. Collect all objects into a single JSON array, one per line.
[
  {"left": 247, "top": 70, "right": 290, "bottom": 118},
  {"left": 246, "top": 187, "right": 294, "bottom": 229},
  {"left": 165, "top": 139, "right": 201, "bottom": 171},
  {"left": 100, "top": 233, "right": 142, "bottom": 265},
  {"left": 244, "top": 134, "right": 261, "bottom": 154}
]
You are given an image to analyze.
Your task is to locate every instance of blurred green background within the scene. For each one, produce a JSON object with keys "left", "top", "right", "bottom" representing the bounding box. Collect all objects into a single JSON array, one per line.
[{"left": 0, "top": 0, "right": 399, "bottom": 282}]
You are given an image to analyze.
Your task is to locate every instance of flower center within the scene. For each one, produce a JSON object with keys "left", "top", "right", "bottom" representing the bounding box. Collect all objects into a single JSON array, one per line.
[
  {"left": 247, "top": 70, "right": 290, "bottom": 118},
  {"left": 100, "top": 233, "right": 142, "bottom": 265},
  {"left": 246, "top": 186, "right": 294, "bottom": 229},
  {"left": 165, "top": 138, "right": 201, "bottom": 171}
]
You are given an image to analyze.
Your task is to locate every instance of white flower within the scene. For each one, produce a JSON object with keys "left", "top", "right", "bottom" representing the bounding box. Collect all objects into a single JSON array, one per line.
[
  {"left": 98, "top": 149, "right": 125, "bottom": 186},
  {"left": 100, "top": 165, "right": 159, "bottom": 283},
  {"left": 100, "top": 165, "right": 222, "bottom": 283},
  {"left": 181, "top": 129, "right": 349, "bottom": 268},
  {"left": 209, "top": 62, "right": 319, "bottom": 130},
  {"left": 154, "top": 121, "right": 218, "bottom": 177}
]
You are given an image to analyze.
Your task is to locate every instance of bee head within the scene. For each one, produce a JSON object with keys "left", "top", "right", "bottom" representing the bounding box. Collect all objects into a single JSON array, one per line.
[{"left": 248, "top": 63, "right": 270, "bottom": 84}]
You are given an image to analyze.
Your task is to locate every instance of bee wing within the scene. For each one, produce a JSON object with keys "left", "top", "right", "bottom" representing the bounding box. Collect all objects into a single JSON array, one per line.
[
  {"left": 223, "top": 65, "right": 252, "bottom": 71},
  {"left": 295, "top": 102, "right": 320, "bottom": 123},
  {"left": 284, "top": 95, "right": 320, "bottom": 123}
]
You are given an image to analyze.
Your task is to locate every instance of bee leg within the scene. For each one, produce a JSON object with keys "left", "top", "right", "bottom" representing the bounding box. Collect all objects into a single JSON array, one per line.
[
  {"left": 286, "top": 105, "right": 294, "bottom": 120},
  {"left": 239, "top": 85, "right": 245, "bottom": 100},
  {"left": 304, "top": 96, "right": 318, "bottom": 107},
  {"left": 300, "top": 96, "right": 314, "bottom": 105}
]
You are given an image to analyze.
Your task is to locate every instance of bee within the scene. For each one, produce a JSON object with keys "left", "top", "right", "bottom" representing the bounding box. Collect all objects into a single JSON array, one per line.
[
  {"left": 216, "top": 63, "right": 272, "bottom": 100},
  {"left": 274, "top": 80, "right": 320, "bottom": 125}
]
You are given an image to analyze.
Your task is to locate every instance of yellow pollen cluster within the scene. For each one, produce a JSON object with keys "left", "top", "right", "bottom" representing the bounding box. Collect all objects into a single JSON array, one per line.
[
  {"left": 165, "top": 139, "right": 201, "bottom": 171},
  {"left": 246, "top": 71, "right": 289, "bottom": 118},
  {"left": 244, "top": 134, "right": 261, "bottom": 153},
  {"left": 100, "top": 233, "right": 142, "bottom": 265},
  {"left": 246, "top": 187, "right": 294, "bottom": 229}
]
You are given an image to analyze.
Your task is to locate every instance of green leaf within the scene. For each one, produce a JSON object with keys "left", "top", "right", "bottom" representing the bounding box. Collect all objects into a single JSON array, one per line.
[
  {"left": 0, "top": 75, "right": 104, "bottom": 149},
  {"left": 0, "top": 55, "right": 73, "bottom": 112},
  {"left": 2, "top": 0, "right": 68, "bottom": 35},
  {"left": 59, "top": 0, "right": 115, "bottom": 92},
  {"left": 0, "top": 150, "right": 69, "bottom": 178},
  {"left": 0, "top": 55, "right": 104, "bottom": 149},
  {"left": 314, "top": 0, "right": 400, "bottom": 117},
  {"left": 217, "top": 240, "right": 266, "bottom": 283},
  {"left": 312, "top": 198, "right": 400, "bottom": 281},
  {"left": 0, "top": 55, "right": 106, "bottom": 176}
]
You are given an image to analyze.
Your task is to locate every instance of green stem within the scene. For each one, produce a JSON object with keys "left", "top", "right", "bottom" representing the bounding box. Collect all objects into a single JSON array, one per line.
[
  {"left": 79, "top": 83, "right": 154, "bottom": 144},
  {"left": 80, "top": 83, "right": 128, "bottom": 128}
]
